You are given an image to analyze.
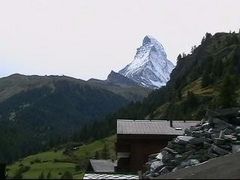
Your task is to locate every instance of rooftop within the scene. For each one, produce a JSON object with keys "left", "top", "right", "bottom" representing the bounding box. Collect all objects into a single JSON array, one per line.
[
  {"left": 89, "top": 159, "right": 116, "bottom": 173},
  {"left": 83, "top": 173, "right": 138, "bottom": 179},
  {"left": 117, "top": 119, "right": 199, "bottom": 135}
]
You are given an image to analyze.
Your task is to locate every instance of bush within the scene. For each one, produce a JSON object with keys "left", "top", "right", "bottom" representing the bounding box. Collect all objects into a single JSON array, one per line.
[
  {"left": 38, "top": 172, "right": 44, "bottom": 179},
  {"left": 46, "top": 171, "right": 52, "bottom": 179},
  {"left": 75, "top": 165, "right": 81, "bottom": 171},
  {"left": 34, "top": 158, "right": 41, "bottom": 163},
  {"left": 61, "top": 171, "right": 73, "bottom": 179},
  {"left": 13, "top": 165, "right": 31, "bottom": 179}
]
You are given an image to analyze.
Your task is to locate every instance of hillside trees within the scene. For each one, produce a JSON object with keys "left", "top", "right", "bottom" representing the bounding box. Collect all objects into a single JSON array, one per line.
[
  {"left": 218, "top": 75, "right": 238, "bottom": 108},
  {"left": 72, "top": 32, "right": 240, "bottom": 147}
]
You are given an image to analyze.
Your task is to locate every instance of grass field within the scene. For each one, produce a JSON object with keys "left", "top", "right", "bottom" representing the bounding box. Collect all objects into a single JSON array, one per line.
[
  {"left": 182, "top": 78, "right": 216, "bottom": 97},
  {"left": 7, "top": 135, "right": 116, "bottom": 179}
]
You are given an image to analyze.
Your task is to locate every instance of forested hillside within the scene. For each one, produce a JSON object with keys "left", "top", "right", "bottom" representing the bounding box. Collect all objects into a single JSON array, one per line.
[
  {"left": 75, "top": 31, "right": 240, "bottom": 143},
  {"left": 0, "top": 74, "right": 149, "bottom": 163},
  {"left": 4, "top": 31, "right": 240, "bottom": 169},
  {"left": 119, "top": 32, "right": 240, "bottom": 120}
]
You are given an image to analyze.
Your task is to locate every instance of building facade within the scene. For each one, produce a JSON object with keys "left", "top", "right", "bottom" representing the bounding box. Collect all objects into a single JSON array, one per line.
[{"left": 116, "top": 120, "right": 198, "bottom": 173}]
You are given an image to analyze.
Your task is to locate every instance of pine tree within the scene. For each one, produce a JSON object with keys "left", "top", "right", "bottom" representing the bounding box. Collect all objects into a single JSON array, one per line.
[
  {"left": 205, "top": 32, "right": 212, "bottom": 40},
  {"left": 94, "top": 151, "right": 100, "bottom": 159},
  {"left": 202, "top": 73, "right": 211, "bottom": 87},
  {"left": 38, "top": 172, "right": 45, "bottom": 179},
  {"left": 213, "top": 59, "right": 223, "bottom": 78},
  {"left": 177, "top": 54, "right": 182, "bottom": 61},
  {"left": 101, "top": 143, "right": 110, "bottom": 159},
  {"left": 182, "top": 53, "right": 187, "bottom": 58},
  {"left": 177, "top": 91, "right": 182, "bottom": 100},
  {"left": 191, "top": 45, "right": 197, "bottom": 53},
  {"left": 218, "top": 75, "right": 237, "bottom": 108},
  {"left": 185, "top": 91, "right": 198, "bottom": 108},
  {"left": 46, "top": 171, "right": 51, "bottom": 179}
]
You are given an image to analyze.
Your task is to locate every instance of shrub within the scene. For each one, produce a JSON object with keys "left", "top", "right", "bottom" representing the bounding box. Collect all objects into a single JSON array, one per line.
[
  {"left": 61, "top": 171, "right": 73, "bottom": 179},
  {"left": 34, "top": 158, "right": 41, "bottom": 163}
]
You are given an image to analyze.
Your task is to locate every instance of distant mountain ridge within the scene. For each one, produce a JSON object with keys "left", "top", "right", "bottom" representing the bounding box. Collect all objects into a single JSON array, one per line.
[
  {"left": 0, "top": 73, "right": 150, "bottom": 162},
  {"left": 0, "top": 73, "right": 149, "bottom": 103},
  {"left": 106, "top": 70, "right": 138, "bottom": 86},
  {"left": 119, "top": 35, "right": 175, "bottom": 89}
]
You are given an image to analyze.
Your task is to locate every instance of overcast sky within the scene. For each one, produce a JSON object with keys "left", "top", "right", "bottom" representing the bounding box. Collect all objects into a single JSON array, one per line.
[{"left": 0, "top": 0, "right": 240, "bottom": 80}]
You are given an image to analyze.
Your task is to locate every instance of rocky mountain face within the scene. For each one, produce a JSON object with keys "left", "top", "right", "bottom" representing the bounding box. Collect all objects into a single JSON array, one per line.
[
  {"left": 144, "top": 108, "right": 240, "bottom": 178},
  {"left": 106, "top": 70, "right": 138, "bottom": 86},
  {"left": 87, "top": 71, "right": 151, "bottom": 102},
  {"left": 119, "top": 35, "right": 175, "bottom": 89}
]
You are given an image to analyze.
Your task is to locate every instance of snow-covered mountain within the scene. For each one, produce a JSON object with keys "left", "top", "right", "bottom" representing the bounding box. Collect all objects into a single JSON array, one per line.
[{"left": 119, "top": 35, "right": 175, "bottom": 89}]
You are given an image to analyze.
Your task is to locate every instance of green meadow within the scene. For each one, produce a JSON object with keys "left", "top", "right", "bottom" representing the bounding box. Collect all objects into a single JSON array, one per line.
[{"left": 7, "top": 135, "right": 116, "bottom": 179}]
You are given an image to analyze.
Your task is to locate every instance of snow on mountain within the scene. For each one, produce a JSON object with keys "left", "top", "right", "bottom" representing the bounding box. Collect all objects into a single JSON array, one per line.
[{"left": 119, "top": 35, "right": 175, "bottom": 89}]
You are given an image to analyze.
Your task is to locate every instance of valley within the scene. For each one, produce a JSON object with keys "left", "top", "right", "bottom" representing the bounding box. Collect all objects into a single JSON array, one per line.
[
  {"left": 7, "top": 136, "right": 116, "bottom": 179},
  {"left": 0, "top": 73, "right": 150, "bottom": 163},
  {"left": 1, "top": 1, "right": 240, "bottom": 179},
  {"left": 1, "top": 31, "right": 240, "bottom": 179}
]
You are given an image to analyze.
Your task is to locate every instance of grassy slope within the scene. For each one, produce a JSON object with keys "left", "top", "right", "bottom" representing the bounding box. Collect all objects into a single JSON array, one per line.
[
  {"left": 181, "top": 78, "right": 216, "bottom": 97},
  {"left": 7, "top": 135, "right": 116, "bottom": 179},
  {"left": 151, "top": 78, "right": 216, "bottom": 119}
]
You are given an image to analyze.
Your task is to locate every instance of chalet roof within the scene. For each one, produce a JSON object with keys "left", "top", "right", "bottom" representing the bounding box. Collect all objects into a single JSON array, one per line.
[
  {"left": 83, "top": 173, "right": 138, "bottom": 179},
  {"left": 117, "top": 120, "right": 199, "bottom": 135},
  {"left": 89, "top": 159, "right": 116, "bottom": 173}
]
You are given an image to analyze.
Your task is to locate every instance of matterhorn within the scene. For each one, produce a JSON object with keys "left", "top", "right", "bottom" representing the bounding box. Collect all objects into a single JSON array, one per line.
[{"left": 119, "top": 35, "right": 175, "bottom": 89}]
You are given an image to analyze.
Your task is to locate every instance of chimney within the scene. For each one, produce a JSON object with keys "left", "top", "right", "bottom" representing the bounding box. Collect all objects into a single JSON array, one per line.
[{"left": 170, "top": 120, "right": 173, "bottom": 127}]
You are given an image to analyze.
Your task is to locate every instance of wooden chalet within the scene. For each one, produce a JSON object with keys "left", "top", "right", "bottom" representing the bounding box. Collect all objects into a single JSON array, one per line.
[{"left": 116, "top": 119, "right": 199, "bottom": 173}]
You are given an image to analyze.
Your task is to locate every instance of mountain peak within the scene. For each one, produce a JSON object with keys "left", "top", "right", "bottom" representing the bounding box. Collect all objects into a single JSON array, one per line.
[
  {"left": 143, "top": 35, "right": 152, "bottom": 45},
  {"left": 119, "top": 36, "right": 175, "bottom": 89},
  {"left": 143, "top": 35, "right": 159, "bottom": 45},
  {"left": 142, "top": 35, "right": 167, "bottom": 58}
]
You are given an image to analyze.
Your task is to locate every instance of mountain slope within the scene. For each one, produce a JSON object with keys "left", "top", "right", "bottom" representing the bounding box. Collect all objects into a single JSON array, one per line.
[
  {"left": 118, "top": 32, "right": 240, "bottom": 120},
  {"left": 119, "top": 35, "right": 175, "bottom": 89},
  {"left": 87, "top": 71, "right": 151, "bottom": 101},
  {"left": 0, "top": 74, "right": 149, "bottom": 163},
  {"left": 6, "top": 31, "right": 240, "bottom": 178},
  {"left": 0, "top": 73, "right": 149, "bottom": 103},
  {"left": 76, "top": 32, "right": 240, "bottom": 144},
  {"left": 106, "top": 70, "right": 138, "bottom": 86},
  {"left": 7, "top": 136, "right": 116, "bottom": 179}
]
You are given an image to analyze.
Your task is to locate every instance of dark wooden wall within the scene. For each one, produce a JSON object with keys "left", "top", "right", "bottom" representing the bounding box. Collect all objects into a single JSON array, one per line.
[{"left": 116, "top": 134, "right": 176, "bottom": 173}]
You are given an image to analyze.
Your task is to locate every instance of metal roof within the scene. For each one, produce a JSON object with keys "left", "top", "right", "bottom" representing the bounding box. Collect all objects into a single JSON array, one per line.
[
  {"left": 83, "top": 173, "right": 138, "bottom": 179},
  {"left": 89, "top": 159, "right": 116, "bottom": 173},
  {"left": 117, "top": 119, "right": 199, "bottom": 135}
]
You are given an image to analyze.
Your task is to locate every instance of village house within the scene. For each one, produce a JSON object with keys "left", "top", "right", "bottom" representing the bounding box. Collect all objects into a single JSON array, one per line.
[{"left": 116, "top": 119, "right": 199, "bottom": 173}]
